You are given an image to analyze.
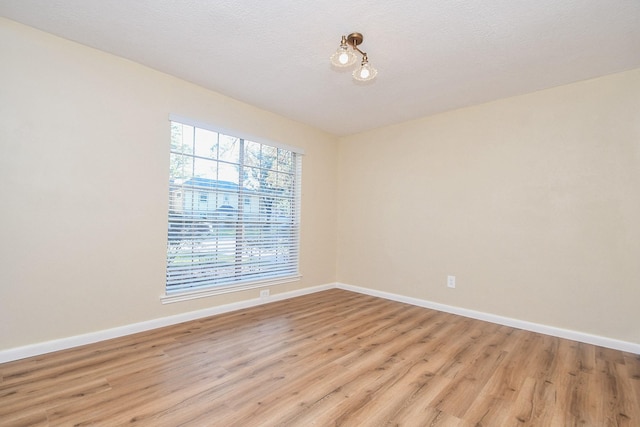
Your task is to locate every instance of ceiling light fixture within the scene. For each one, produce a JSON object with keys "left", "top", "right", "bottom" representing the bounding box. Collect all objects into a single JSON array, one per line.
[{"left": 330, "top": 32, "right": 377, "bottom": 82}]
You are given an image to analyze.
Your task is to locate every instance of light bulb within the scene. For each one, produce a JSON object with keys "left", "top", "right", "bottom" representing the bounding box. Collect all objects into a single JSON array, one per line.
[
  {"left": 330, "top": 36, "right": 357, "bottom": 67},
  {"left": 338, "top": 51, "right": 351, "bottom": 65},
  {"left": 353, "top": 61, "right": 377, "bottom": 82}
]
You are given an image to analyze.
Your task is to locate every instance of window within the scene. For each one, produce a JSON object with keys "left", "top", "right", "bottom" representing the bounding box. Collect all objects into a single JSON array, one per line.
[{"left": 165, "top": 118, "right": 302, "bottom": 300}]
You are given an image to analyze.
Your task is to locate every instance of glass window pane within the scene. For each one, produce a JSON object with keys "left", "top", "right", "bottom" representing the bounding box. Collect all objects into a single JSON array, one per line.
[
  {"left": 218, "top": 162, "right": 239, "bottom": 184},
  {"left": 171, "top": 123, "right": 194, "bottom": 155},
  {"left": 277, "top": 149, "right": 293, "bottom": 173},
  {"left": 261, "top": 145, "right": 277, "bottom": 169},
  {"left": 193, "top": 158, "right": 218, "bottom": 180},
  {"left": 219, "top": 134, "right": 240, "bottom": 163},
  {"left": 170, "top": 122, "right": 183, "bottom": 152},
  {"left": 244, "top": 141, "right": 261, "bottom": 167},
  {"left": 170, "top": 153, "right": 193, "bottom": 180},
  {"left": 194, "top": 128, "right": 218, "bottom": 159}
]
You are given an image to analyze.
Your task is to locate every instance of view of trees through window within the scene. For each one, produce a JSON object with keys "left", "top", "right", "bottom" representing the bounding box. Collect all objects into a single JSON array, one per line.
[{"left": 166, "top": 120, "right": 301, "bottom": 294}]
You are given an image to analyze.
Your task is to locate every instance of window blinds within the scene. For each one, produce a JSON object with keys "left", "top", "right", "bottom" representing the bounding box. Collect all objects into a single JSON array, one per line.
[{"left": 166, "top": 120, "right": 302, "bottom": 294}]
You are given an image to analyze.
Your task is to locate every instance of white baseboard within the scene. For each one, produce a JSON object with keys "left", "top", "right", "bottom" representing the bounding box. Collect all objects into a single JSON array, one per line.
[
  {"left": 3, "top": 281, "right": 637, "bottom": 363},
  {"left": 0, "top": 283, "right": 335, "bottom": 364},
  {"left": 336, "top": 283, "right": 640, "bottom": 355}
]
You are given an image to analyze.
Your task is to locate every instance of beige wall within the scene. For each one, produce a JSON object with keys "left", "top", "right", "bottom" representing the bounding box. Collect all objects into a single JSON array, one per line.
[
  {"left": 0, "top": 18, "right": 338, "bottom": 350},
  {"left": 337, "top": 69, "right": 640, "bottom": 344}
]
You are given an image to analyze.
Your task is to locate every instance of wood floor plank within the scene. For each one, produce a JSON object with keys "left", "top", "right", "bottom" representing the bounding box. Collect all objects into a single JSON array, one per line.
[
  {"left": 509, "top": 376, "right": 558, "bottom": 426},
  {"left": 0, "top": 288, "right": 638, "bottom": 426},
  {"left": 1, "top": 411, "right": 49, "bottom": 427},
  {"left": 594, "top": 356, "right": 640, "bottom": 425},
  {"left": 479, "top": 329, "right": 537, "bottom": 402},
  {"left": 0, "top": 377, "right": 111, "bottom": 423},
  {"left": 379, "top": 374, "right": 458, "bottom": 426}
]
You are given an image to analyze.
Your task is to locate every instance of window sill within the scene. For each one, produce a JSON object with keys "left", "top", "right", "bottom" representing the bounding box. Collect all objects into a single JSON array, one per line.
[{"left": 160, "top": 275, "right": 302, "bottom": 304}]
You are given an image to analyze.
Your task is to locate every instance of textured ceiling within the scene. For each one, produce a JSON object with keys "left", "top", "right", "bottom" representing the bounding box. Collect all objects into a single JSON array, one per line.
[{"left": 2, "top": 1, "right": 639, "bottom": 136}]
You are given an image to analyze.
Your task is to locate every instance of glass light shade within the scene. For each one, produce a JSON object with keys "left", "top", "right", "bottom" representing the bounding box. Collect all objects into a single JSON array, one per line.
[
  {"left": 353, "top": 62, "right": 377, "bottom": 81},
  {"left": 330, "top": 45, "right": 357, "bottom": 67}
]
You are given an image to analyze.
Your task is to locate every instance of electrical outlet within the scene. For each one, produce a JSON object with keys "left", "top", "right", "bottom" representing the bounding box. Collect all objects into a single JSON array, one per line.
[
  {"left": 447, "top": 275, "right": 456, "bottom": 289},
  {"left": 260, "top": 289, "right": 270, "bottom": 298}
]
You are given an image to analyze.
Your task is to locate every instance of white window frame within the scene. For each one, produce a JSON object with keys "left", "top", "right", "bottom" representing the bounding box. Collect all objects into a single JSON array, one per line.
[{"left": 162, "top": 115, "right": 303, "bottom": 303}]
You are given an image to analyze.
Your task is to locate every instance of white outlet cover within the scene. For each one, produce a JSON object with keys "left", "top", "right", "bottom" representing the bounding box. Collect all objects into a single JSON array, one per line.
[{"left": 447, "top": 276, "right": 456, "bottom": 288}]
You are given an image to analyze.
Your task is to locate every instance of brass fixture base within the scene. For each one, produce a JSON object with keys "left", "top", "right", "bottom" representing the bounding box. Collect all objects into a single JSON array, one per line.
[{"left": 347, "top": 32, "right": 364, "bottom": 47}]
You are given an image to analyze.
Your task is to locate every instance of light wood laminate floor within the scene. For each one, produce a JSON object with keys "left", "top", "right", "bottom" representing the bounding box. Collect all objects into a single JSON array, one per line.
[{"left": 1, "top": 289, "right": 639, "bottom": 426}]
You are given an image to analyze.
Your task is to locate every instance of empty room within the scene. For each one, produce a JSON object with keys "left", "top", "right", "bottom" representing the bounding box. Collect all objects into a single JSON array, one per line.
[{"left": 1, "top": 1, "right": 639, "bottom": 426}]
